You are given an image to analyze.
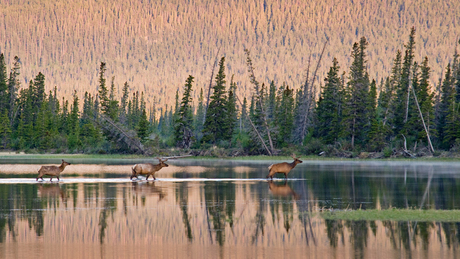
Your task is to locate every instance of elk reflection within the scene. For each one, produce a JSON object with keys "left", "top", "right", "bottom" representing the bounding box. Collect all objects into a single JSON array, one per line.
[
  {"left": 38, "top": 183, "right": 67, "bottom": 203},
  {"left": 267, "top": 180, "right": 299, "bottom": 200},
  {"left": 131, "top": 181, "right": 166, "bottom": 203}
]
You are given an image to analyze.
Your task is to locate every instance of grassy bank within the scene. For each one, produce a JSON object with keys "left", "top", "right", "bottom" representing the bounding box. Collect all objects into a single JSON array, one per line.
[
  {"left": 0, "top": 152, "right": 460, "bottom": 162},
  {"left": 321, "top": 209, "right": 460, "bottom": 222}
]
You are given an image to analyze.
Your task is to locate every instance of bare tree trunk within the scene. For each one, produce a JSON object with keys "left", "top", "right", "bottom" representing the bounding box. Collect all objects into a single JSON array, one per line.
[
  {"left": 236, "top": 95, "right": 272, "bottom": 156},
  {"left": 244, "top": 49, "right": 274, "bottom": 153},
  {"left": 298, "top": 41, "right": 328, "bottom": 144},
  {"left": 203, "top": 47, "right": 221, "bottom": 124},
  {"left": 411, "top": 85, "right": 435, "bottom": 153}
]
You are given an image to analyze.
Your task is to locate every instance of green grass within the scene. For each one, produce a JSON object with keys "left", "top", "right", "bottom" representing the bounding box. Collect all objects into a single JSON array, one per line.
[{"left": 321, "top": 209, "right": 460, "bottom": 222}]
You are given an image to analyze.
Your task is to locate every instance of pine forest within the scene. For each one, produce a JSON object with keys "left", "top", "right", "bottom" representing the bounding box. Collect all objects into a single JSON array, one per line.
[{"left": 0, "top": 0, "right": 459, "bottom": 157}]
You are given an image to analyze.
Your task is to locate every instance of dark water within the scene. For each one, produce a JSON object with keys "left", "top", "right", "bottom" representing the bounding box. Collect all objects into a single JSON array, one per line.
[{"left": 1, "top": 160, "right": 460, "bottom": 259}]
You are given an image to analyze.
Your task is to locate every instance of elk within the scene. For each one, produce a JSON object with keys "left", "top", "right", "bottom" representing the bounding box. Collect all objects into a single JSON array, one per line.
[
  {"left": 36, "top": 160, "right": 71, "bottom": 181},
  {"left": 267, "top": 154, "right": 302, "bottom": 180},
  {"left": 130, "top": 158, "right": 169, "bottom": 180}
]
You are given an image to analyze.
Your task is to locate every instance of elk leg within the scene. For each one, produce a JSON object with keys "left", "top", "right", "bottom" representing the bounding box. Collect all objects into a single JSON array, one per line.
[
  {"left": 146, "top": 175, "right": 149, "bottom": 180},
  {"left": 284, "top": 173, "right": 287, "bottom": 179},
  {"left": 57, "top": 176, "right": 60, "bottom": 181},
  {"left": 50, "top": 177, "right": 53, "bottom": 182},
  {"left": 153, "top": 176, "right": 156, "bottom": 180}
]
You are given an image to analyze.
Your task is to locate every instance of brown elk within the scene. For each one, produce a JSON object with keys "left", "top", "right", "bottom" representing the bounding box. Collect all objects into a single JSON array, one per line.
[
  {"left": 36, "top": 160, "right": 71, "bottom": 181},
  {"left": 267, "top": 154, "right": 302, "bottom": 180},
  {"left": 130, "top": 158, "right": 169, "bottom": 180}
]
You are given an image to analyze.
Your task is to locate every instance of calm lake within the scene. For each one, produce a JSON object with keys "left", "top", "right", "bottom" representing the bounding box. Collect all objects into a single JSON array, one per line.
[{"left": 1, "top": 158, "right": 460, "bottom": 259}]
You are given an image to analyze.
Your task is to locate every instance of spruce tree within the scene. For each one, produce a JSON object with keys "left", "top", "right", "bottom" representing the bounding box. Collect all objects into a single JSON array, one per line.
[
  {"left": 194, "top": 88, "right": 205, "bottom": 141},
  {"left": 137, "top": 108, "right": 150, "bottom": 142},
  {"left": 267, "top": 80, "right": 276, "bottom": 120},
  {"left": 174, "top": 75, "right": 195, "bottom": 148},
  {"left": 119, "top": 82, "right": 129, "bottom": 125},
  {"left": 440, "top": 64, "right": 460, "bottom": 148},
  {"left": 274, "top": 84, "right": 295, "bottom": 147},
  {"left": 392, "top": 28, "right": 416, "bottom": 134},
  {"left": 225, "top": 76, "right": 238, "bottom": 141},
  {"left": 202, "top": 57, "right": 228, "bottom": 144},
  {"left": 107, "top": 76, "right": 119, "bottom": 121},
  {"left": 0, "top": 53, "right": 8, "bottom": 115},
  {"left": 342, "top": 37, "right": 371, "bottom": 149},
  {"left": 315, "top": 58, "right": 343, "bottom": 144},
  {"left": 436, "top": 64, "right": 454, "bottom": 148},
  {"left": 68, "top": 90, "right": 81, "bottom": 150},
  {"left": 8, "top": 56, "right": 20, "bottom": 124},
  {"left": 97, "top": 62, "right": 110, "bottom": 116},
  {"left": 0, "top": 110, "right": 11, "bottom": 148}
]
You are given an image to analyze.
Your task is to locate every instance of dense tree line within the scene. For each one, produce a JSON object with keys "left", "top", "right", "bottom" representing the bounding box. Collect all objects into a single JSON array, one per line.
[{"left": 0, "top": 28, "right": 459, "bottom": 156}]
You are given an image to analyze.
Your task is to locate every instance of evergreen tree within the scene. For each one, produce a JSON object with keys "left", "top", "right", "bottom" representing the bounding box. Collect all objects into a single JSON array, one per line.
[
  {"left": 440, "top": 64, "right": 460, "bottom": 148},
  {"left": 391, "top": 28, "right": 416, "bottom": 134},
  {"left": 174, "top": 75, "right": 195, "bottom": 148},
  {"left": 342, "top": 37, "right": 371, "bottom": 149},
  {"left": 380, "top": 51, "right": 402, "bottom": 129},
  {"left": 436, "top": 64, "right": 455, "bottom": 148},
  {"left": 68, "top": 90, "right": 81, "bottom": 150},
  {"left": 194, "top": 88, "right": 205, "bottom": 141},
  {"left": 202, "top": 57, "right": 228, "bottom": 144},
  {"left": 8, "top": 56, "right": 20, "bottom": 124},
  {"left": 80, "top": 92, "right": 99, "bottom": 145},
  {"left": 0, "top": 53, "right": 8, "bottom": 115},
  {"left": 267, "top": 80, "right": 276, "bottom": 120},
  {"left": 119, "top": 82, "right": 129, "bottom": 125},
  {"left": 274, "top": 84, "right": 295, "bottom": 147},
  {"left": 315, "top": 58, "right": 344, "bottom": 144},
  {"left": 107, "top": 76, "right": 119, "bottom": 121},
  {"left": 0, "top": 110, "right": 11, "bottom": 148},
  {"left": 136, "top": 108, "right": 150, "bottom": 142},
  {"left": 97, "top": 62, "right": 110, "bottom": 116},
  {"left": 225, "top": 76, "right": 238, "bottom": 141}
]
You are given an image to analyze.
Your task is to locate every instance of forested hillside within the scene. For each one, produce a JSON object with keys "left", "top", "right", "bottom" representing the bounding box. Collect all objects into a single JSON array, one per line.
[{"left": 0, "top": 0, "right": 459, "bottom": 111}]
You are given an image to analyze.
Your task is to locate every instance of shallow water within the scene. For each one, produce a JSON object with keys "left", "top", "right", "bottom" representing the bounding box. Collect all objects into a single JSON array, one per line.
[{"left": 1, "top": 159, "right": 460, "bottom": 259}]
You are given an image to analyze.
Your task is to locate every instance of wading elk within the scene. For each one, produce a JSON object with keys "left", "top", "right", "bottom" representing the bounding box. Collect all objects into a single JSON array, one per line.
[
  {"left": 36, "top": 160, "right": 71, "bottom": 181},
  {"left": 130, "top": 158, "right": 169, "bottom": 180},
  {"left": 267, "top": 154, "right": 302, "bottom": 180}
]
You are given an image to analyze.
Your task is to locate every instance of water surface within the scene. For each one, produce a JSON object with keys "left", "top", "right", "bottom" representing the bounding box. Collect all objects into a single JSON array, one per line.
[{"left": 1, "top": 159, "right": 460, "bottom": 259}]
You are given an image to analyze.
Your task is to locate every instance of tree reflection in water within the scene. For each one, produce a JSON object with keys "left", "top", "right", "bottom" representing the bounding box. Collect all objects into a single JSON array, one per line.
[{"left": 0, "top": 162, "right": 460, "bottom": 258}]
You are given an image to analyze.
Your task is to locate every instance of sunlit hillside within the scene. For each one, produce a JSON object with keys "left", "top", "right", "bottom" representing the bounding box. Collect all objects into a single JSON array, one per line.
[{"left": 0, "top": 0, "right": 458, "bottom": 112}]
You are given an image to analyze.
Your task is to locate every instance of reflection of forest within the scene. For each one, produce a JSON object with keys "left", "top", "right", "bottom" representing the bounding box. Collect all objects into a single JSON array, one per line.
[{"left": 0, "top": 172, "right": 460, "bottom": 258}]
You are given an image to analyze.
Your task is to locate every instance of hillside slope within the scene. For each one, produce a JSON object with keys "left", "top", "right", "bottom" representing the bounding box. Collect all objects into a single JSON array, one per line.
[{"left": 0, "top": 0, "right": 458, "bottom": 111}]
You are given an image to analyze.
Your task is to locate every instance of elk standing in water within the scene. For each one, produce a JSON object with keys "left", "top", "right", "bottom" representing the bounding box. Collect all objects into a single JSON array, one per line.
[
  {"left": 36, "top": 160, "right": 71, "bottom": 181},
  {"left": 131, "top": 158, "right": 169, "bottom": 180},
  {"left": 267, "top": 154, "right": 302, "bottom": 180}
]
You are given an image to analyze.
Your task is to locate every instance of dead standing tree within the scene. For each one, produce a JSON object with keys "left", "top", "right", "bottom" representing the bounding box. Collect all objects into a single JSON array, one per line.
[
  {"left": 293, "top": 41, "right": 328, "bottom": 145},
  {"left": 244, "top": 49, "right": 275, "bottom": 155},
  {"left": 82, "top": 112, "right": 147, "bottom": 154},
  {"left": 203, "top": 46, "right": 221, "bottom": 124}
]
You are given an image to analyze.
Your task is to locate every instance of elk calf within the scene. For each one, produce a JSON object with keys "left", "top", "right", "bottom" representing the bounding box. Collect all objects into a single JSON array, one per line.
[
  {"left": 36, "top": 160, "right": 71, "bottom": 181},
  {"left": 131, "top": 158, "right": 169, "bottom": 180},
  {"left": 267, "top": 154, "right": 302, "bottom": 180}
]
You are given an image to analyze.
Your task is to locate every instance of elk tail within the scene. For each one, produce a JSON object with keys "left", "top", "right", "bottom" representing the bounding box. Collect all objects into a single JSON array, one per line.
[{"left": 268, "top": 164, "right": 273, "bottom": 170}]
